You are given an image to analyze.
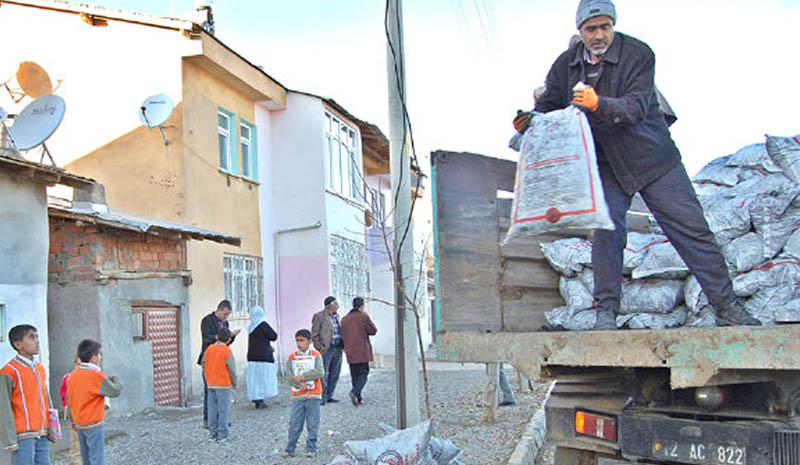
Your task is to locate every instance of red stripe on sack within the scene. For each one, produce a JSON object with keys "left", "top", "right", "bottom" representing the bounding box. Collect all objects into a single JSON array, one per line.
[
  {"left": 578, "top": 112, "right": 598, "bottom": 213},
  {"left": 736, "top": 199, "right": 748, "bottom": 209},
  {"left": 524, "top": 155, "right": 580, "bottom": 171},
  {"left": 624, "top": 239, "right": 669, "bottom": 254},
  {"left": 792, "top": 137, "right": 800, "bottom": 146},
  {"left": 514, "top": 208, "right": 597, "bottom": 224}
]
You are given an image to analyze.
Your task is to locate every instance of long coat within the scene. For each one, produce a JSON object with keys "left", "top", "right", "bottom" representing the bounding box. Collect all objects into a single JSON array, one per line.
[{"left": 340, "top": 309, "right": 377, "bottom": 365}]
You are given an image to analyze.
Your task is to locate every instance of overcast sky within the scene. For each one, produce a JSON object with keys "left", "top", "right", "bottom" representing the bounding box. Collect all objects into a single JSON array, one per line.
[{"left": 95, "top": 0, "right": 798, "bottom": 178}]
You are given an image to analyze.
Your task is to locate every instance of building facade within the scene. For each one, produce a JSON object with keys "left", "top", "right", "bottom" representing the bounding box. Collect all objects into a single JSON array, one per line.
[{"left": 0, "top": 0, "right": 285, "bottom": 394}]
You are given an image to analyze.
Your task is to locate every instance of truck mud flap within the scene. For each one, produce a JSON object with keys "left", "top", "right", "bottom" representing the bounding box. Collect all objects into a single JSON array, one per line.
[{"left": 620, "top": 412, "right": 778, "bottom": 465}]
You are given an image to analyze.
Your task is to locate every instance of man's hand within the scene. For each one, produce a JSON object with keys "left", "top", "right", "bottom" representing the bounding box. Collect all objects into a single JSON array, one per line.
[
  {"left": 232, "top": 329, "right": 242, "bottom": 336},
  {"left": 108, "top": 375, "right": 119, "bottom": 383},
  {"left": 572, "top": 87, "right": 599, "bottom": 112},
  {"left": 291, "top": 375, "right": 304, "bottom": 384},
  {"left": 513, "top": 112, "right": 531, "bottom": 134}
]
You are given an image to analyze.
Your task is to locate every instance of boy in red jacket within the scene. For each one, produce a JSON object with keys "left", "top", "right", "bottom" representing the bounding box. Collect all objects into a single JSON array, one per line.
[{"left": 67, "top": 339, "right": 122, "bottom": 465}]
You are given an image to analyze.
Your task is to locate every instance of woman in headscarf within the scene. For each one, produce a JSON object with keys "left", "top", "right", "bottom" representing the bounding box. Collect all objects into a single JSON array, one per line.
[{"left": 246, "top": 306, "right": 278, "bottom": 409}]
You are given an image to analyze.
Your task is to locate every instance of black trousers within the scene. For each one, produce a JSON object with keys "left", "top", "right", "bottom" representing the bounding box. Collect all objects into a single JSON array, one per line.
[{"left": 349, "top": 363, "right": 370, "bottom": 400}]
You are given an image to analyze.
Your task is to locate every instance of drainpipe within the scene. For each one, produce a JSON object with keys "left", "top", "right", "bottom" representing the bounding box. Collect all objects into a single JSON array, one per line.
[{"left": 273, "top": 221, "right": 322, "bottom": 373}]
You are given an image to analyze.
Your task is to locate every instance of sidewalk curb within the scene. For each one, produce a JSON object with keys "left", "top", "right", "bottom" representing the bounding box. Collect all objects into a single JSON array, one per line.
[{"left": 506, "top": 384, "right": 553, "bottom": 465}]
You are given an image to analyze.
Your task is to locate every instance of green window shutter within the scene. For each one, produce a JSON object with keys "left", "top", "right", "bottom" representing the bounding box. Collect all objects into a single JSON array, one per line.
[
  {"left": 250, "top": 124, "right": 258, "bottom": 181},
  {"left": 229, "top": 115, "right": 239, "bottom": 175}
]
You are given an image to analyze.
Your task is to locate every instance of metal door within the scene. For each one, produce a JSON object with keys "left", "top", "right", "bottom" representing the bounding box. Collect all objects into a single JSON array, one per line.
[{"left": 139, "top": 306, "right": 182, "bottom": 407}]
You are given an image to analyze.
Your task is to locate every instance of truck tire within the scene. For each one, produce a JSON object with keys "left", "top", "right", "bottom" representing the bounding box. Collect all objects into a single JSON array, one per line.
[{"left": 553, "top": 446, "right": 596, "bottom": 465}]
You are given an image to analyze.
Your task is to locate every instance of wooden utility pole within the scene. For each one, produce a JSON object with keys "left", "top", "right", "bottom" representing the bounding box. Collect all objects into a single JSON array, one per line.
[{"left": 386, "top": 0, "right": 421, "bottom": 429}]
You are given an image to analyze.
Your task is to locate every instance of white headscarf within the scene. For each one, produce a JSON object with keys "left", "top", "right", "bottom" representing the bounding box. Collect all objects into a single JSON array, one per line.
[{"left": 248, "top": 306, "right": 267, "bottom": 334}]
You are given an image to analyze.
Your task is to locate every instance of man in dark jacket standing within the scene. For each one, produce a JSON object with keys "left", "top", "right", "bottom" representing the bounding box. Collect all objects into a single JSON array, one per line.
[
  {"left": 198, "top": 300, "right": 240, "bottom": 427},
  {"left": 340, "top": 297, "right": 377, "bottom": 406},
  {"left": 311, "top": 296, "right": 343, "bottom": 405},
  {"left": 512, "top": 0, "right": 758, "bottom": 330}
]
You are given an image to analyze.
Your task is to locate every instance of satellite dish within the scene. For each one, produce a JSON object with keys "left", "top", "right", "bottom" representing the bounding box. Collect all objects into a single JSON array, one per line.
[
  {"left": 6, "top": 94, "right": 66, "bottom": 166},
  {"left": 139, "top": 93, "right": 174, "bottom": 127},
  {"left": 2, "top": 61, "right": 60, "bottom": 103},
  {"left": 139, "top": 93, "right": 174, "bottom": 145}
]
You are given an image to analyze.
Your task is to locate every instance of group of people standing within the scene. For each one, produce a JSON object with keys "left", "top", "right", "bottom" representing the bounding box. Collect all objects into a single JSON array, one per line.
[
  {"left": 198, "top": 295, "right": 378, "bottom": 455},
  {"left": 2, "top": 325, "right": 122, "bottom": 465}
]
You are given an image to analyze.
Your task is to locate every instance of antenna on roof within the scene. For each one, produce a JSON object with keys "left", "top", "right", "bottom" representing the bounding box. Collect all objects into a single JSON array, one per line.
[
  {"left": 195, "top": 0, "right": 214, "bottom": 35},
  {"left": 139, "top": 93, "right": 174, "bottom": 146},
  {"left": 2, "top": 61, "right": 62, "bottom": 103},
  {"left": 4, "top": 94, "right": 66, "bottom": 166}
]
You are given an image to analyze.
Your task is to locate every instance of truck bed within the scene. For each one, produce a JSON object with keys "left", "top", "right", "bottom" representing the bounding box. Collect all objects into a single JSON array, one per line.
[{"left": 431, "top": 151, "right": 800, "bottom": 389}]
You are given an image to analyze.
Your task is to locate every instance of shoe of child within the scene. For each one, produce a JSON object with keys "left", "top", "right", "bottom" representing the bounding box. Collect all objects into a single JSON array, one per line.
[
  {"left": 350, "top": 392, "right": 359, "bottom": 407},
  {"left": 304, "top": 451, "right": 316, "bottom": 458},
  {"left": 208, "top": 435, "right": 217, "bottom": 442},
  {"left": 282, "top": 451, "right": 296, "bottom": 458},
  {"left": 218, "top": 436, "right": 234, "bottom": 443}
]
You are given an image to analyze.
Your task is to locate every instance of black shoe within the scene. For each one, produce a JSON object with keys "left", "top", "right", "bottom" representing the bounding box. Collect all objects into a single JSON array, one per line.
[
  {"left": 499, "top": 400, "right": 516, "bottom": 406},
  {"left": 594, "top": 310, "right": 617, "bottom": 330},
  {"left": 350, "top": 392, "right": 359, "bottom": 406},
  {"left": 718, "top": 300, "right": 761, "bottom": 326},
  {"left": 254, "top": 401, "right": 266, "bottom": 409},
  {"left": 326, "top": 398, "right": 340, "bottom": 403}
]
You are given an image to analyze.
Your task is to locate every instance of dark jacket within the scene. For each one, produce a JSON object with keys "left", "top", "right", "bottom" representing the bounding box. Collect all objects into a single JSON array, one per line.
[
  {"left": 247, "top": 321, "right": 278, "bottom": 363},
  {"left": 340, "top": 309, "right": 377, "bottom": 365},
  {"left": 311, "top": 309, "right": 340, "bottom": 354},
  {"left": 196, "top": 312, "right": 236, "bottom": 365},
  {"left": 535, "top": 32, "right": 681, "bottom": 195}
]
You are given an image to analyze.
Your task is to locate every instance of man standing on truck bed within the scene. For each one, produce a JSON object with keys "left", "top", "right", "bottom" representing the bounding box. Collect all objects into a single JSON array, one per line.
[{"left": 512, "top": 0, "right": 759, "bottom": 330}]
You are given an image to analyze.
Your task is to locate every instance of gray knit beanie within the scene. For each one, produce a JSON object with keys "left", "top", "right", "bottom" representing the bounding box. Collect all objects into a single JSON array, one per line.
[{"left": 576, "top": 0, "right": 617, "bottom": 29}]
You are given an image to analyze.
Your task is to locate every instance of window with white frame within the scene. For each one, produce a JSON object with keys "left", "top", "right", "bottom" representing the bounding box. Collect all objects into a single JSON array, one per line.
[
  {"left": 224, "top": 254, "right": 263, "bottom": 318},
  {"left": 240, "top": 119, "right": 258, "bottom": 181},
  {"left": 0, "top": 303, "right": 5, "bottom": 342},
  {"left": 330, "top": 235, "right": 369, "bottom": 309},
  {"left": 324, "top": 111, "right": 363, "bottom": 201},
  {"left": 218, "top": 110, "right": 232, "bottom": 172}
]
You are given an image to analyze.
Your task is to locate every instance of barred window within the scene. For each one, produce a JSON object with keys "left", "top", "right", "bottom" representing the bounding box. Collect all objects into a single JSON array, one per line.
[
  {"left": 223, "top": 254, "right": 263, "bottom": 317},
  {"left": 330, "top": 235, "right": 369, "bottom": 309}
]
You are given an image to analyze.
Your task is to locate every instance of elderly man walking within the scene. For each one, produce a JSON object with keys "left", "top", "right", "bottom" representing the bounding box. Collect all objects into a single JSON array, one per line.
[
  {"left": 512, "top": 0, "right": 759, "bottom": 330},
  {"left": 340, "top": 297, "right": 377, "bottom": 406},
  {"left": 311, "top": 296, "right": 343, "bottom": 405}
]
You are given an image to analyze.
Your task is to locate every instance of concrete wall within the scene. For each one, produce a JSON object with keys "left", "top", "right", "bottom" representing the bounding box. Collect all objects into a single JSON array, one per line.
[
  {"left": 99, "top": 278, "right": 189, "bottom": 414},
  {"left": 366, "top": 176, "right": 396, "bottom": 361},
  {"left": 268, "top": 93, "right": 330, "bottom": 364},
  {"left": 47, "top": 219, "right": 191, "bottom": 413},
  {"left": 0, "top": 172, "right": 49, "bottom": 374},
  {"left": 364, "top": 175, "right": 435, "bottom": 364}
]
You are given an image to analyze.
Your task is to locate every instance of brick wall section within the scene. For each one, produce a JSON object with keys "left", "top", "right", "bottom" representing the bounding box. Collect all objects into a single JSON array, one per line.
[{"left": 49, "top": 217, "right": 188, "bottom": 283}]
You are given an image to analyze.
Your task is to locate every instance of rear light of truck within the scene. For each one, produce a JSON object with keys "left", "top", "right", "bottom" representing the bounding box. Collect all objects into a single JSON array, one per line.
[{"left": 575, "top": 410, "right": 617, "bottom": 442}]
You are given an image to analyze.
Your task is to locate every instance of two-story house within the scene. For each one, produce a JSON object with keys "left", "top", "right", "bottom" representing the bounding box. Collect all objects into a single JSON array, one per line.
[{"left": 0, "top": 0, "right": 285, "bottom": 395}]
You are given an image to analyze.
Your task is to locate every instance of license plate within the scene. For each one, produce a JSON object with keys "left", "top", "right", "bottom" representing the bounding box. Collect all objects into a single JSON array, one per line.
[{"left": 652, "top": 440, "right": 746, "bottom": 465}]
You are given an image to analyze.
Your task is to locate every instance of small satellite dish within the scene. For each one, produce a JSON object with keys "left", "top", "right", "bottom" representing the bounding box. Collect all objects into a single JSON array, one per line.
[
  {"left": 2, "top": 61, "right": 60, "bottom": 103},
  {"left": 6, "top": 94, "right": 66, "bottom": 165},
  {"left": 139, "top": 93, "right": 174, "bottom": 128},
  {"left": 17, "top": 62, "right": 53, "bottom": 99},
  {"left": 139, "top": 93, "right": 174, "bottom": 145}
]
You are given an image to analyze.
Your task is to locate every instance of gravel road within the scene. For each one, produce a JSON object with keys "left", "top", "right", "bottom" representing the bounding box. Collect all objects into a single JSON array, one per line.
[{"left": 52, "top": 365, "right": 551, "bottom": 465}]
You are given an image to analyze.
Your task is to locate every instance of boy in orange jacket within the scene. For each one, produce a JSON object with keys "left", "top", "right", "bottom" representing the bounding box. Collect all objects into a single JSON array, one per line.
[
  {"left": 0, "top": 324, "right": 53, "bottom": 465},
  {"left": 203, "top": 327, "right": 237, "bottom": 442},
  {"left": 67, "top": 339, "right": 122, "bottom": 465},
  {"left": 284, "top": 329, "right": 323, "bottom": 458}
]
